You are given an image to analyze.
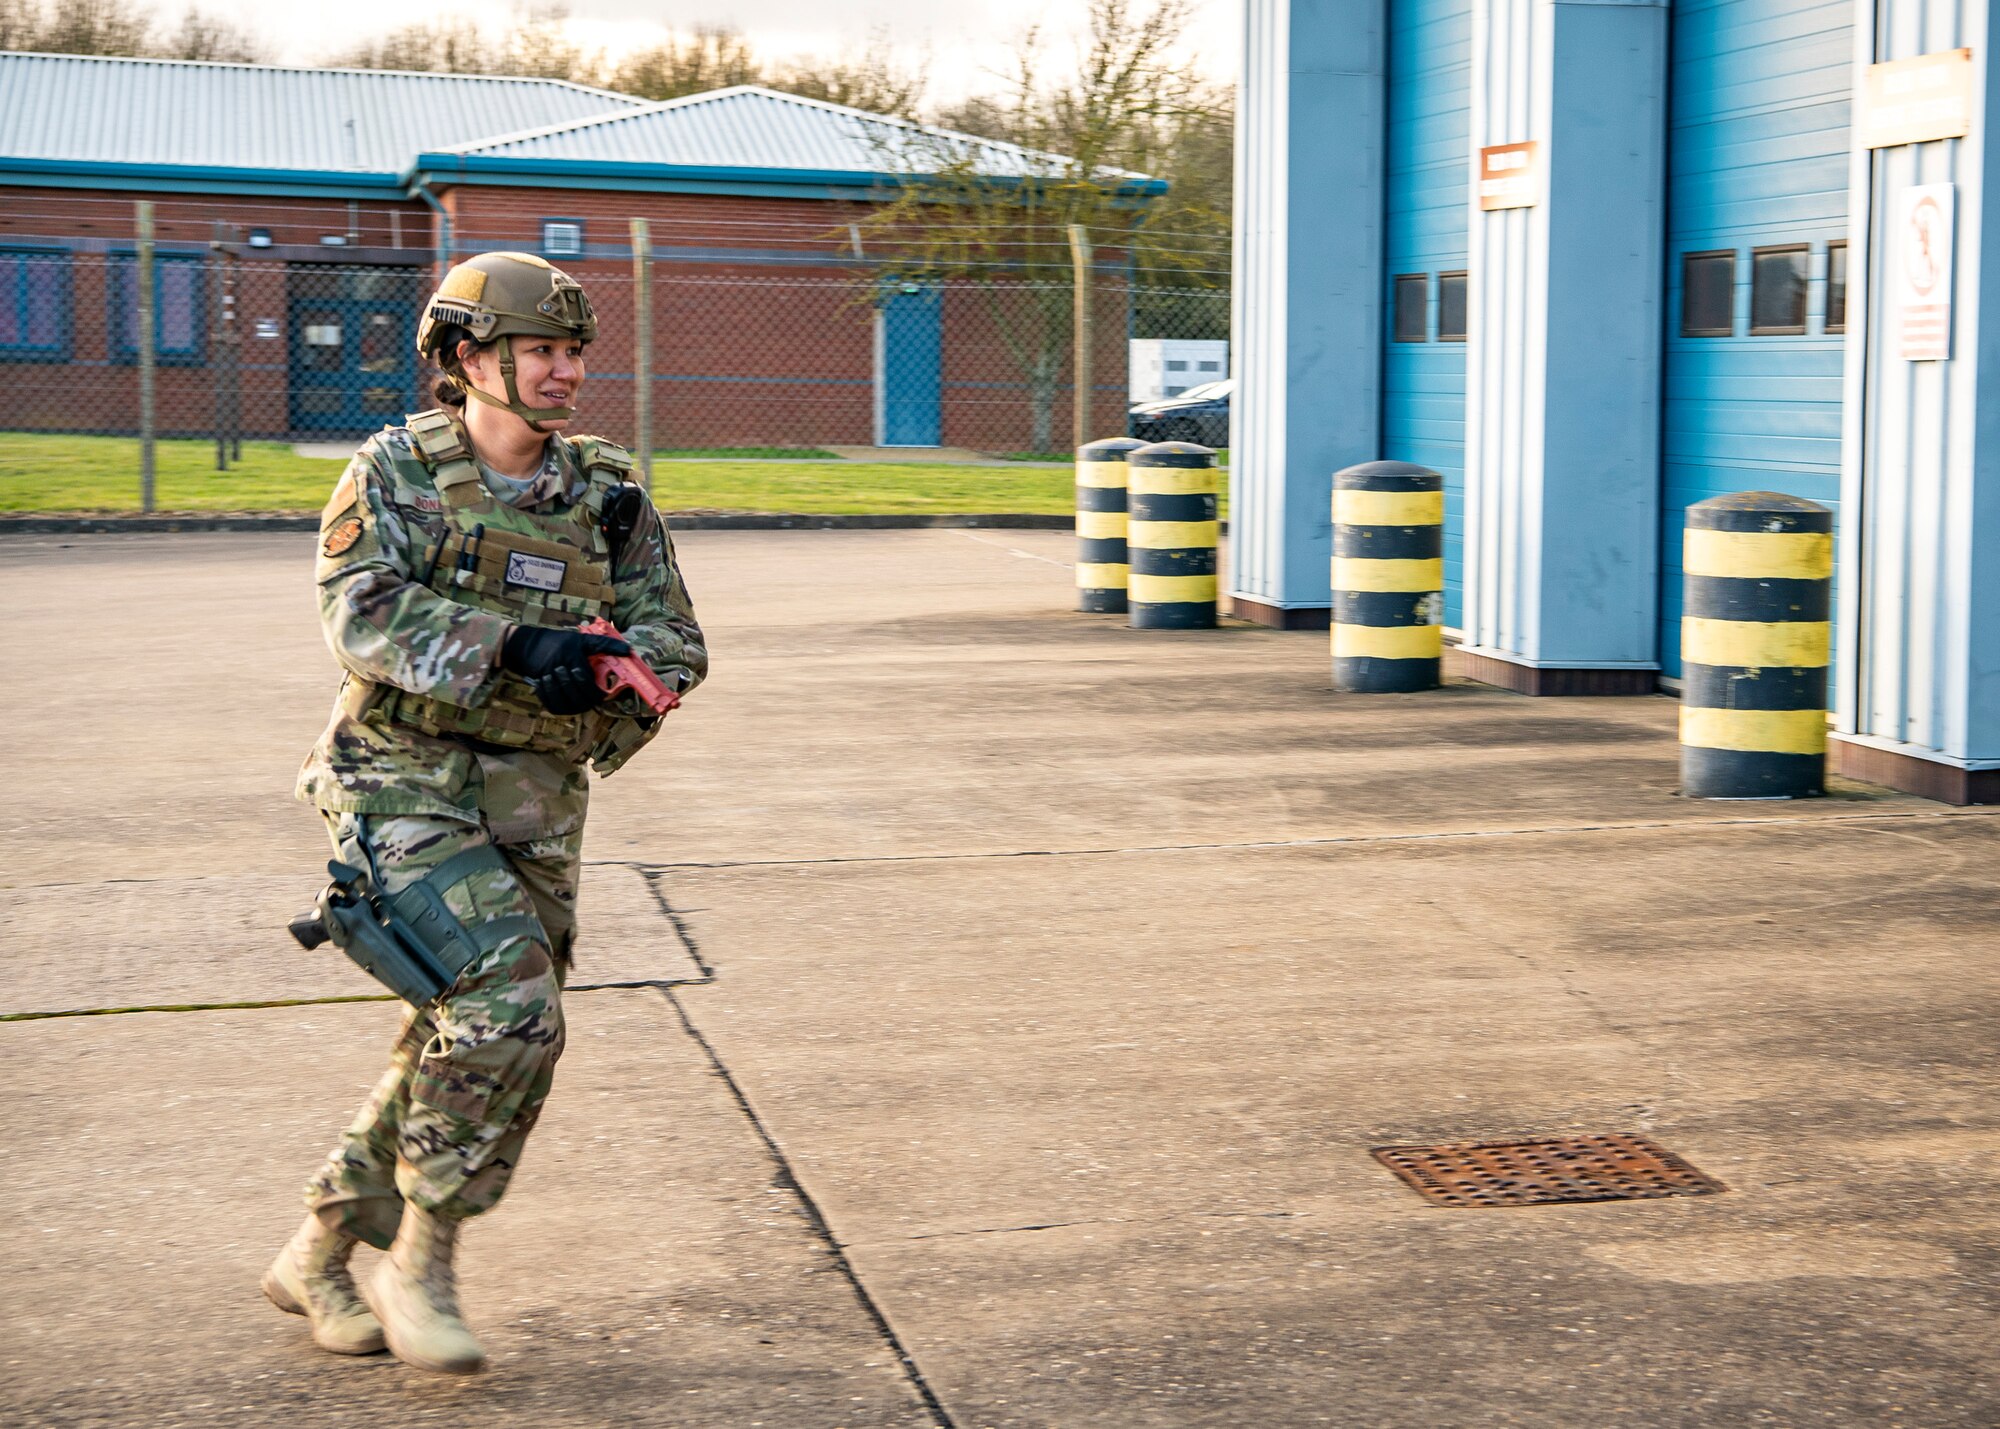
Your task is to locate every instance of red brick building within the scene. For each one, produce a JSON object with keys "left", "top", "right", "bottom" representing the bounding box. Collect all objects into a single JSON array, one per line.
[{"left": 0, "top": 53, "right": 1151, "bottom": 452}]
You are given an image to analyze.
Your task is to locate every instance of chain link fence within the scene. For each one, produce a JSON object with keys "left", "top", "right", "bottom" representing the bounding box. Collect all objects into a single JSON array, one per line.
[{"left": 0, "top": 201, "right": 1230, "bottom": 508}]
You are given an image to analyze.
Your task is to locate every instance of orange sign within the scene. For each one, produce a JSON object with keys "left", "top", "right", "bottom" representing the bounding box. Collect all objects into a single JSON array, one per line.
[
  {"left": 1478, "top": 142, "right": 1539, "bottom": 211},
  {"left": 1861, "top": 49, "right": 1974, "bottom": 149}
]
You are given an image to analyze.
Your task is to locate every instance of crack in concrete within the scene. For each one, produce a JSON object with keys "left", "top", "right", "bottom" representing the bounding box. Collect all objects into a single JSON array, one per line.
[
  {"left": 862, "top": 1207, "right": 1305, "bottom": 1248},
  {"left": 635, "top": 806, "right": 2000, "bottom": 874},
  {"left": 9, "top": 811, "right": 1993, "bottom": 893},
  {"left": 3, "top": 862, "right": 956, "bottom": 1427},
  {"left": 0, "top": 863, "right": 707, "bottom": 1022},
  {"left": 641, "top": 869, "right": 957, "bottom": 1429}
]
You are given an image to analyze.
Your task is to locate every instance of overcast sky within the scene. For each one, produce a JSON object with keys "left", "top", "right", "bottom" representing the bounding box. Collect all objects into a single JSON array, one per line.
[{"left": 157, "top": 0, "right": 1238, "bottom": 103}]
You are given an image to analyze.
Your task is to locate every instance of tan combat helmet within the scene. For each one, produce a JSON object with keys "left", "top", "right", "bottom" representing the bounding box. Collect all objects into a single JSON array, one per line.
[{"left": 416, "top": 251, "right": 598, "bottom": 431}]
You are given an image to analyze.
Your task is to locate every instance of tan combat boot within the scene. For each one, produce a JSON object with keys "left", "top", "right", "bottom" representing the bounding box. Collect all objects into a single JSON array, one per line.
[
  {"left": 365, "top": 1204, "right": 485, "bottom": 1373},
  {"left": 261, "top": 1213, "right": 387, "bottom": 1355}
]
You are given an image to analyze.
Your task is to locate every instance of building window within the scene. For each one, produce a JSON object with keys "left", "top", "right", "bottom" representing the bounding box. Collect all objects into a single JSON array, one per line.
[
  {"left": 1750, "top": 245, "right": 1809, "bottom": 335},
  {"left": 1826, "top": 241, "right": 1847, "bottom": 333},
  {"left": 0, "top": 248, "right": 71, "bottom": 361},
  {"left": 108, "top": 252, "right": 205, "bottom": 364},
  {"left": 1437, "top": 270, "right": 1467, "bottom": 342},
  {"left": 1681, "top": 250, "right": 1735, "bottom": 337},
  {"left": 1393, "top": 273, "right": 1428, "bottom": 342},
  {"left": 542, "top": 220, "right": 584, "bottom": 258}
]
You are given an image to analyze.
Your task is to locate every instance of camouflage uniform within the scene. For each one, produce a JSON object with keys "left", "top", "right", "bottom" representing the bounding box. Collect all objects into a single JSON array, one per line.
[{"left": 296, "top": 419, "right": 705, "bottom": 1248}]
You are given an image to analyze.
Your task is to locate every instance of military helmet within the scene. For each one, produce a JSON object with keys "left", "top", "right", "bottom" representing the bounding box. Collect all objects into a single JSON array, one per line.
[
  {"left": 417, "top": 251, "right": 597, "bottom": 431},
  {"left": 416, "top": 251, "right": 597, "bottom": 360}
]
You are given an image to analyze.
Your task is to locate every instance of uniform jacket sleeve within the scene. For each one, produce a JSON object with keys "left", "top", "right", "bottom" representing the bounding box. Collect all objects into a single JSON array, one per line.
[
  {"left": 313, "top": 443, "right": 514, "bottom": 706},
  {"left": 610, "top": 502, "right": 708, "bottom": 696}
]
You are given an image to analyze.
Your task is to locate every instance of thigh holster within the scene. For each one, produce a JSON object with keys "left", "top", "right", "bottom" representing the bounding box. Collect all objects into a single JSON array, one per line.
[{"left": 289, "top": 847, "right": 546, "bottom": 1007}]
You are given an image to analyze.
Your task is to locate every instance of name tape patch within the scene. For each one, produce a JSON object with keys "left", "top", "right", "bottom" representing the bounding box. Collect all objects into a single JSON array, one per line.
[{"left": 505, "top": 551, "right": 568, "bottom": 593}]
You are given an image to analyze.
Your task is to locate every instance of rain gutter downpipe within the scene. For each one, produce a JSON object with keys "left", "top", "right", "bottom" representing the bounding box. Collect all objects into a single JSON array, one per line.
[{"left": 410, "top": 174, "right": 451, "bottom": 277}]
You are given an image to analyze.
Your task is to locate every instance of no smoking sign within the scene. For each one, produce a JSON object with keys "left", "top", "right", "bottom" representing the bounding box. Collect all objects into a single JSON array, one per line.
[{"left": 1895, "top": 184, "right": 1955, "bottom": 362}]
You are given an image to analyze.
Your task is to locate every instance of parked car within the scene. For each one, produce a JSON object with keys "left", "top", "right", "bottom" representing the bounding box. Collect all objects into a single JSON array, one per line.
[{"left": 1129, "top": 378, "right": 1231, "bottom": 448}]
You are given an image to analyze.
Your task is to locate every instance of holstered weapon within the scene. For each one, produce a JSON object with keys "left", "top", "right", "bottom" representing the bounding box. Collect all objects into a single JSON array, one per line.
[{"left": 288, "top": 855, "right": 541, "bottom": 1008}]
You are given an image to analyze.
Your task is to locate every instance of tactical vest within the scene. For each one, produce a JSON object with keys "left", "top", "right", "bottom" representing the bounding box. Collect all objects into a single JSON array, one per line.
[{"left": 366, "top": 409, "right": 635, "bottom": 757}]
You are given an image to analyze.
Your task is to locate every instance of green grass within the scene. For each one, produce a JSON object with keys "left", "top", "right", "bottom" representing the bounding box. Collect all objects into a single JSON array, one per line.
[
  {"left": 0, "top": 433, "right": 1229, "bottom": 518},
  {"left": 0, "top": 435, "right": 348, "bottom": 512},
  {"left": 657, "top": 446, "right": 839, "bottom": 460},
  {"left": 648, "top": 461, "right": 1076, "bottom": 515},
  {"left": 0, "top": 434, "right": 1071, "bottom": 515}
]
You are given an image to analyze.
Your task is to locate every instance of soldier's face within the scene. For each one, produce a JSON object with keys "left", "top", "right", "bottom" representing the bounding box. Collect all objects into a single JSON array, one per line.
[{"left": 464, "top": 337, "right": 588, "bottom": 429}]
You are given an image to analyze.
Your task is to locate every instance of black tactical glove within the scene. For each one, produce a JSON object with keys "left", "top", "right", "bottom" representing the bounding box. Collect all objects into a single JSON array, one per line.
[{"left": 501, "top": 625, "right": 632, "bottom": 716}]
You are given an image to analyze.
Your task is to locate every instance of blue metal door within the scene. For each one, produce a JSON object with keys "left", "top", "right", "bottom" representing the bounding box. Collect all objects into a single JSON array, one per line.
[
  {"left": 1382, "top": 0, "right": 1471, "bottom": 627},
  {"left": 879, "top": 284, "right": 942, "bottom": 447},
  {"left": 1662, "top": 0, "right": 1851, "bottom": 677},
  {"left": 287, "top": 266, "right": 422, "bottom": 435}
]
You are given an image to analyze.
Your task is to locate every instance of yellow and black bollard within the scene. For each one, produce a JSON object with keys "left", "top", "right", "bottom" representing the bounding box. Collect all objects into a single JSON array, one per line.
[
  {"left": 1127, "top": 442, "right": 1220, "bottom": 629},
  {"left": 1679, "top": 491, "right": 1832, "bottom": 798},
  {"left": 1075, "top": 437, "right": 1146, "bottom": 613},
  {"left": 1330, "top": 460, "right": 1443, "bottom": 692}
]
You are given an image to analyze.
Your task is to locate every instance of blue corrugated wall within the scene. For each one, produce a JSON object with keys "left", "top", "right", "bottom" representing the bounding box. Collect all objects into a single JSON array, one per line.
[
  {"left": 1382, "top": 0, "right": 1471, "bottom": 627},
  {"left": 1662, "top": 0, "right": 1851, "bottom": 678}
]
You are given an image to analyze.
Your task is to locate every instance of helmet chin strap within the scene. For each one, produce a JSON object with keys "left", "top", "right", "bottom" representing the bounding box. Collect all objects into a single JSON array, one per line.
[{"left": 458, "top": 335, "right": 576, "bottom": 433}]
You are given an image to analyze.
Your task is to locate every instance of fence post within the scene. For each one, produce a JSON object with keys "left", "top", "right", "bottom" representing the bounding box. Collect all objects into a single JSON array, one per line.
[
  {"left": 1069, "top": 224, "right": 1093, "bottom": 456},
  {"left": 210, "top": 221, "right": 229, "bottom": 471},
  {"left": 630, "top": 217, "right": 653, "bottom": 491},
  {"left": 136, "top": 201, "right": 156, "bottom": 511}
]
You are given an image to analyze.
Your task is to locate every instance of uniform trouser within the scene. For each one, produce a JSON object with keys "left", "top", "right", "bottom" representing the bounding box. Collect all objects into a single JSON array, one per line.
[{"left": 304, "top": 812, "right": 581, "bottom": 1249}]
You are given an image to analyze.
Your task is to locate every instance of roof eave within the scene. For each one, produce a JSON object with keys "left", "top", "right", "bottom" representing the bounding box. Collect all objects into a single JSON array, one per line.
[
  {"left": 0, "top": 156, "right": 409, "bottom": 199},
  {"left": 411, "top": 153, "right": 1168, "bottom": 199}
]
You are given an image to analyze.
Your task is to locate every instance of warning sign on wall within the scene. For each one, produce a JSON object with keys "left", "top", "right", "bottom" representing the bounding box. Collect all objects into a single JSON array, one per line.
[
  {"left": 1894, "top": 184, "right": 1955, "bottom": 362},
  {"left": 1861, "top": 50, "right": 1973, "bottom": 150},
  {"left": 1478, "top": 142, "right": 1539, "bottom": 211}
]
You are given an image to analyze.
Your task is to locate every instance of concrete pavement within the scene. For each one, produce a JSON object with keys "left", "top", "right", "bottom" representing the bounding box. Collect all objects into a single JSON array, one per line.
[{"left": 1, "top": 528, "right": 1995, "bottom": 1426}]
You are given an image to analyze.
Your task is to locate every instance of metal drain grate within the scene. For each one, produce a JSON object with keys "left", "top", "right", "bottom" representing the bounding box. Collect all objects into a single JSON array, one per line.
[{"left": 1372, "top": 1133, "right": 1725, "bottom": 1208}]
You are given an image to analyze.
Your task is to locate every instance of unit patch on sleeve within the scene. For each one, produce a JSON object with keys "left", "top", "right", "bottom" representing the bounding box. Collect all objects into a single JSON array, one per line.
[
  {"left": 504, "top": 551, "right": 568, "bottom": 592},
  {"left": 321, "top": 515, "right": 365, "bottom": 557}
]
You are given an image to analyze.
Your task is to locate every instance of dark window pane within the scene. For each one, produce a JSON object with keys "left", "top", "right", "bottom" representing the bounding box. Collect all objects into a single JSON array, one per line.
[
  {"left": 0, "top": 256, "right": 21, "bottom": 347},
  {"left": 1681, "top": 251, "right": 1735, "bottom": 337},
  {"left": 25, "top": 255, "right": 65, "bottom": 347},
  {"left": 1826, "top": 242, "right": 1847, "bottom": 333},
  {"left": 1750, "top": 246, "right": 1808, "bottom": 335},
  {"left": 109, "top": 255, "right": 203, "bottom": 362},
  {"left": 1437, "top": 271, "right": 1467, "bottom": 341},
  {"left": 159, "top": 261, "right": 199, "bottom": 353},
  {"left": 1393, "top": 273, "right": 1427, "bottom": 342}
]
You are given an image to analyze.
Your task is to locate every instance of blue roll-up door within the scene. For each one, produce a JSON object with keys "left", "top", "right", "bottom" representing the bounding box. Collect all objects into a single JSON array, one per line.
[
  {"left": 1662, "top": 0, "right": 1851, "bottom": 678},
  {"left": 878, "top": 284, "right": 942, "bottom": 447},
  {"left": 1382, "top": 0, "right": 1471, "bottom": 627}
]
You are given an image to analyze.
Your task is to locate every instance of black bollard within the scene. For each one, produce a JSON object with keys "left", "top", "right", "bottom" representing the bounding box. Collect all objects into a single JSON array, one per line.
[
  {"left": 1330, "top": 461, "right": 1444, "bottom": 692},
  {"left": 1075, "top": 437, "right": 1146, "bottom": 613},
  {"left": 1679, "top": 491, "right": 1833, "bottom": 798}
]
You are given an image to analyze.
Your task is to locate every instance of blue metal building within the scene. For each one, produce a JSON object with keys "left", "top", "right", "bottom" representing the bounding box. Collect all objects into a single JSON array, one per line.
[{"left": 1233, "top": 0, "right": 1998, "bottom": 802}]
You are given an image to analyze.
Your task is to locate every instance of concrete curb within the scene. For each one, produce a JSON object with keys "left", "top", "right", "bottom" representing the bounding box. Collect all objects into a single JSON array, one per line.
[{"left": 0, "top": 512, "right": 1079, "bottom": 536}]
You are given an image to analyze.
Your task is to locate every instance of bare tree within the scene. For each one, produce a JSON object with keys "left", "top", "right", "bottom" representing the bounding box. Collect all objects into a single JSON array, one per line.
[
  {"left": 161, "top": 7, "right": 266, "bottom": 62},
  {"left": 2, "top": 0, "right": 155, "bottom": 55},
  {"left": 768, "top": 31, "right": 925, "bottom": 120},
  {"left": 609, "top": 25, "right": 761, "bottom": 102},
  {"left": 329, "top": 18, "right": 493, "bottom": 74},
  {"left": 856, "top": 0, "right": 1225, "bottom": 449}
]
